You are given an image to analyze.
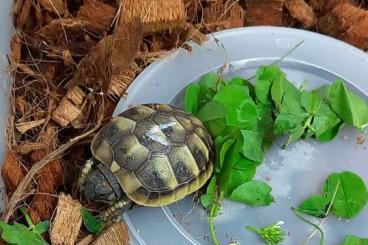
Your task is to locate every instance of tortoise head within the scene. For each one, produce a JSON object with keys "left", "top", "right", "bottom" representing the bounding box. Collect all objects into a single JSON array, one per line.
[{"left": 84, "top": 162, "right": 124, "bottom": 204}]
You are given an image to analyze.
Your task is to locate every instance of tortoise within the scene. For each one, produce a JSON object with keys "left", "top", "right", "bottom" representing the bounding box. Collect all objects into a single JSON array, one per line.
[{"left": 78, "top": 103, "right": 214, "bottom": 220}]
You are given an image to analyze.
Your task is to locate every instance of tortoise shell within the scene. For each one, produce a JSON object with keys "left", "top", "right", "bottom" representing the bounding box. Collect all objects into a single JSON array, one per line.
[{"left": 91, "top": 103, "right": 214, "bottom": 207}]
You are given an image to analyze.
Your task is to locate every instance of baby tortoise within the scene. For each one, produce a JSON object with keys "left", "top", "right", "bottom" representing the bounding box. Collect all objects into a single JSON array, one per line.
[{"left": 78, "top": 103, "right": 214, "bottom": 220}]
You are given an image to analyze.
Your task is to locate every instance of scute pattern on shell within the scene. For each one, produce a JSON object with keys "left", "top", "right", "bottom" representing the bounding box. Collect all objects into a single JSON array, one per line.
[{"left": 91, "top": 104, "right": 214, "bottom": 207}]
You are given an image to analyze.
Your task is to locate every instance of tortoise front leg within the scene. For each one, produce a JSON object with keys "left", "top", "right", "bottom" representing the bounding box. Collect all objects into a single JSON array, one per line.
[
  {"left": 77, "top": 158, "right": 95, "bottom": 190},
  {"left": 101, "top": 197, "right": 133, "bottom": 221}
]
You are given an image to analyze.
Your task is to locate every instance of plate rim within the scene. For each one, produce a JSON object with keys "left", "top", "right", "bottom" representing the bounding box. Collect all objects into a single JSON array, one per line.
[{"left": 114, "top": 26, "right": 368, "bottom": 245}]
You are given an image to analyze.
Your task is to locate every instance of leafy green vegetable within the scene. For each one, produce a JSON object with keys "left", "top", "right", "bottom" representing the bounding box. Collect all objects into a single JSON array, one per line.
[
  {"left": 329, "top": 80, "right": 368, "bottom": 129},
  {"left": 241, "top": 130, "right": 264, "bottom": 162},
  {"left": 81, "top": 208, "right": 104, "bottom": 235},
  {"left": 201, "top": 176, "right": 218, "bottom": 209},
  {"left": 297, "top": 195, "right": 330, "bottom": 218},
  {"left": 226, "top": 100, "right": 258, "bottom": 129},
  {"left": 342, "top": 235, "right": 368, "bottom": 245},
  {"left": 184, "top": 83, "right": 200, "bottom": 114},
  {"left": 229, "top": 180, "right": 274, "bottom": 206},
  {"left": 197, "top": 101, "right": 226, "bottom": 122},
  {"left": 296, "top": 171, "right": 368, "bottom": 220},
  {"left": 198, "top": 73, "right": 220, "bottom": 103},
  {"left": 246, "top": 221, "right": 285, "bottom": 245},
  {"left": 184, "top": 64, "right": 368, "bottom": 245},
  {"left": 214, "top": 84, "right": 250, "bottom": 110},
  {"left": 323, "top": 171, "right": 368, "bottom": 219},
  {"left": 0, "top": 208, "right": 49, "bottom": 245},
  {"left": 226, "top": 165, "right": 256, "bottom": 196}
]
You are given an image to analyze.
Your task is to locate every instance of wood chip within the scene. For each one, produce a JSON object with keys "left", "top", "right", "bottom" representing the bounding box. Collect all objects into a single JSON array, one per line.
[
  {"left": 15, "top": 142, "right": 47, "bottom": 155},
  {"left": 93, "top": 222, "right": 130, "bottom": 245},
  {"left": 185, "top": 0, "right": 200, "bottom": 22},
  {"left": 108, "top": 64, "right": 137, "bottom": 98},
  {"left": 309, "top": 0, "right": 356, "bottom": 15},
  {"left": 76, "top": 0, "right": 116, "bottom": 35},
  {"left": 67, "top": 17, "right": 142, "bottom": 92},
  {"left": 39, "top": 18, "right": 88, "bottom": 41},
  {"left": 15, "top": 119, "right": 46, "bottom": 134},
  {"left": 246, "top": 0, "right": 285, "bottom": 26},
  {"left": 318, "top": 3, "right": 368, "bottom": 50},
  {"left": 122, "top": 0, "right": 186, "bottom": 35},
  {"left": 36, "top": 0, "right": 69, "bottom": 16},
  {"left": 203, "top": 2, "right": 245, "bottom": 32},
  {"left": 52, "top": 86, "right": 86, "bottom": 127},
  {"left": 77, "top": 235, "right": 95, "bottom": 245},
  {"left": 51, "top": 194, "right": 82, "bottom": 245},
  {"left": 284, "top": 0, "right": 315, "bottom": 28},
  {"left": 13, "top": 0, "right": 32, "bottom": 29},
  {"left": 10, "top": 34, "right": 22, "bottom": 65},
  {"left": 1, "top": 150, "right": 26, "bottom": 197}
]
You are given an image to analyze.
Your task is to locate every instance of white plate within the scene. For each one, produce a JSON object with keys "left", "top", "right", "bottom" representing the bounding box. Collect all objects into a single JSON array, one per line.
[{"left": 114, "top": 27, "right": 368, "bottom": 245}]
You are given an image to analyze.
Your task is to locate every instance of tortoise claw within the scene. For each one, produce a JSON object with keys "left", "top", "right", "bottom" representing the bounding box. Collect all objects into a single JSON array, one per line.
[
  {"left": 77, "top": 159, "right": 94, "bottom": 191},
  {"left": 101, "top": 198, "right": 133, "bottom": 221}
]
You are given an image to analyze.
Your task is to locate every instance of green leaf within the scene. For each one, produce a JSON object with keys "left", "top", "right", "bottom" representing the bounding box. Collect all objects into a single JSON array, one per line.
[
  {"left": 313, "top": 84, "right": 331, "bottom": 99},
  {"left": 241, "top": 130, "right": 264, "bottom": 162},
  {"left": 256, "top": 65, "right": 284, "bottom": 82},
  {"left": 34, "top": 221, "right": 50, "bottom": 235},
  {"left": 81, "top": 208, "right": 104, "bottom": 235},
  {"left": 300, "top": 90, "right": 322, "bottom": 113},
  {"left": 198, "top": 73, "right": 219, "bottom": 102},
  {"left": 205, "top": 118, "right": 227, "bottom": 137},
  {"left": 214, "top": 84, "right": 250, "bottom": 109},
  {"left": 201, "top": 176, "right": 218, "bottom": 209},
  {"left": 274, "top": 113, "right": 308, "bottom": 135},
  {"left": 184, "top": 83, "right": 200, "bottom": 114},
  {"left": 219, "top": 136, "right": 242, "bottom": 192},
  {"left": 197, "top": 101, "right": 226, "bottom": 122},
  {"left": 219, "top": 138, "right": 235, "bottom": 170},
  {"left": 297, "top": 195, "right": 330, "bottom": 218},
  {"left": 255, "top": 79, "right": 272, "bottom": 104},
  {"left": 323, "top": 171, "right": 368, "bottom": 219},
  {"left": 342, "top": 235, "right": 368, "bottom": 245},
  {"left": 226, "top": 100, "right": 258, "bottom": 129},
  {"left": 287, "top": 124, "right": 305, "bottom": 145},
  {"left": 280, "top": 83, "right": 304, "bottom": 114},
  {"left": 312, "top": 101, "right": 341, "bottom": 139},
  {"left": 0, "top": 221, "right": 48, "bottom": 245},
  {"left": 227, "top": 77, "right": 247, "bottom": 86},
  {"left": 316, "top": 121, "right": 345, "bottom": 142},
  {"left": 256, "top": 104, "right": 275, "bottom": 149},
  {"left": 229, "top": 180, "right": 274, "bottom": 206},
  {"left": 329, "top": 80, "right": 368, "bottom": 129},
  {"left": 271, "top": 74, "right": 287, "bottom": 108},
  {"left": 225, "top": 163, "right": 256, "bottom": 195}
]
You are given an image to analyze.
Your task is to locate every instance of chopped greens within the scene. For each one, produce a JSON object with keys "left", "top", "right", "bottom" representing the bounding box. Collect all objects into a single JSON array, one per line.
[{"left": 183, "top": 64, "right": 368, "bottom": 244}]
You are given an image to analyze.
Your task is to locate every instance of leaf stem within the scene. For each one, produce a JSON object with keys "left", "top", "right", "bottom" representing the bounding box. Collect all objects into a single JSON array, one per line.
[
  {"left": 20, "top": 207, "right": 35, "bottom": 230},
  {"left": 303, "top": 179, "right": 341, "bottom": 245},
  {"left": 292, "top": 208, "right": 324, "bottom": 245},
  {"left": 245, "top": 225, "right": 261, "bottom": 234},
  {"left": 209, "top": 191, "right": 223, "bottom": 245}
]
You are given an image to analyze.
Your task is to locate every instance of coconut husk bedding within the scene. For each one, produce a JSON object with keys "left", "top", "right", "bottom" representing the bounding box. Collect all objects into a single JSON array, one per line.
[{"left": 1, "top": 0, "right": 368, "bottom": 244}]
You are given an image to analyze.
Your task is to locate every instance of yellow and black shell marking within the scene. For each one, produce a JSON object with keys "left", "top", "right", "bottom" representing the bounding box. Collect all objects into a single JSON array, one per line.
[{"left": 91, "top": 103, "right": 214, "bottom": 207}]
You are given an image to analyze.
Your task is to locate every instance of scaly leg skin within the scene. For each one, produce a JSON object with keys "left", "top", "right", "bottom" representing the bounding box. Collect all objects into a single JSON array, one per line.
[
  {"left": 101, "top": 197, "right": 133, "bottom": 222},
  {"left": 77, "top": 158, "right": 95, "bottom": 190}
]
